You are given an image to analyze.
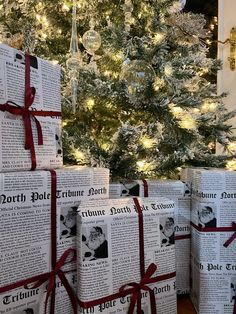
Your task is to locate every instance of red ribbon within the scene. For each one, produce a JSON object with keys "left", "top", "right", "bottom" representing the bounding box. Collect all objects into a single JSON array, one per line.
[
  {"left": 191, "top": 222, "right": 236, "bottom": 233},
  {"left": 142, "top": 180, "right": 149, "bottom": 197},
  {"left": 0, "top": 54, "right": 61, "bottom": 170},
  {"left": 0, "top": 170, "right": 77, "bottom": 314},
  {"left": 223, "top": 222, "right": 236, "bottom": 248},
  {"left": 78, "top": 197, "right": 176, "bottom": 313},
  {"left": 174, "top": 234, "right": 191, "bottom": 241}
]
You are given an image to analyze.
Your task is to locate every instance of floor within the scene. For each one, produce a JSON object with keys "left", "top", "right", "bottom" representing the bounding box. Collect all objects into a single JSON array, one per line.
[{"left": 177, "top": 295, "right": 197, "bottom": 314}]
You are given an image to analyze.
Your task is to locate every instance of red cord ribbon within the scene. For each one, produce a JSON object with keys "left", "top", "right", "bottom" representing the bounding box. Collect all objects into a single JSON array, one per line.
[
  {"left": 142, "top": 180, "right": 149, "bottom": 197},
  {"left": 78, "top": 197, "right": 176, "bottom": 313},
  {"left": 0, "top": 54, "right": 61, "bottom": 170},
  {"left": 223, "top": 222, "right": 236, "bottom": 248}
]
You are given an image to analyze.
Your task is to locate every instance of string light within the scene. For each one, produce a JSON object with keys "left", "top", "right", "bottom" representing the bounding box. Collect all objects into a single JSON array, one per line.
[
  {"left": 74, "top": 150, "right": 85, "bottom": 161},
  {"left": 62, "top": 3, "right": 70, "bottom": 12},
  {"left": 140, "top": 136, "right": 156, "bottom": 149},
  {"left": 152, "top": 32, "right": 165, "bottom": 44},
  {"left": 164, "top": 63, "right": 173, "bottom": 77},
  {"left": 226, "top": 159, "right": 236, "bottom": 171},
  {"left": 201, "top": 101, "right": 218, "bottom": 113},
  {"left": 62, "top": 121, "right": 68, "bottom": 127},
  {"left": 137, "top": 160, "right": 146, "bottom": 169},
  {"left": 179, "top": 116, "right": 196, "bottom": 130},
  {"left": 86, "top": 98, "right": 95, "bottom": 109},
  {"left": 227, "top": 142, "right": 236, "bottom": 153},
  {"left": 153, "top": 76, "right": 164, "bottom": 91},
  {"left": 169, "top": 103, "right": 184, "bottom": 118}
]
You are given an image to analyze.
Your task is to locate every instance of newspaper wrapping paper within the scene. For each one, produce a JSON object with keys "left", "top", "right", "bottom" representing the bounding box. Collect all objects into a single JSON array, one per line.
[
  {"left": 0, "top": 271, "right": 77, "bottom": 314},
  {"left": 0, "top": 166, "right": 109, "bottom": 314},
  {"left": 109, "top": 180, "right": 191, "bottom": 294},
  {"left": 182, "top": 167, "right": 236, "bottom": 314},
  {"left": 77, "top": 197, "right": 177, "bottom": 314},
  {"left": 0, "top": 43, "right": 62, "bottom": 171}
]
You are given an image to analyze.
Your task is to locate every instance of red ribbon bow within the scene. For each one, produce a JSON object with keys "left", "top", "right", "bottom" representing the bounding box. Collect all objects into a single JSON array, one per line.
[
  {"left": 120, "top": 263, "right": 157, "bottom": 314},
  {"left": 25, "top": 248, "right": 77, "bottom": 314},
  {"left": 223, "top": 222, "right": 236, "bottom": 248}
]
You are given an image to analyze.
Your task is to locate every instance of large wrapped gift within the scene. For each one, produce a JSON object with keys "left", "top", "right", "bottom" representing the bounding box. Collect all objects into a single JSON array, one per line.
[
  {"left": 183, "top": 168, "right": 236, "bottom": 313},
  {"left": 0, "top": 166, "right": 109, "bottom": 313},
  {"left": 109, "top": 180, "right": 191, "bottom": 294},
  {"left": 0, "top": 43, "right": 62, "bottom": 171},
  {"left": 77, "top": 197, "right": 177, "bottom": 314}
]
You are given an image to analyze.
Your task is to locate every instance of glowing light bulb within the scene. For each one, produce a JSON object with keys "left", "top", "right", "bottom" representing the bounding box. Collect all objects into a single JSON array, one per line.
[
  {"left": 164, "top": 63, "right": 173, "bottom": 77},
  {"left": 169, "top": 104, "right": 184, "bottom": 118},
  {"left": 179, "top": 116, "right": 196, "bottom": 130},
  {"left": 62, "top": 121, "right": 68, "bottom": 127},
  {"left": 74, "top": 150, "right": 85, "bottom": 161},
  {"left": 62, "top": 3, "right": 70, "bottom": 11},
  {"left": 153, "top": 76, "right": 164, "bottom": 91},
  {"left": 192, "top": 108, "right": 200, "bottom": 114},
  {"left": 227, "top": 142, "right": 236, "bottom": 152},
  {"left": 137, "top": 160, "right": 146, "bottom": 169},
  {"left": 202, "top": 101, "right": 217, "bottom": 113},
  {"left": 36, "top": 14, "right": 41, "bottom": 21},
  {"left": 86, "top": 98, "right": 95, "bottom": 109},
  {"left": 42, "top": 15, "right": 47, "bottom": 23},
  {"left": 153, "top": 32, "right": 165, "bottom": 44},
  {"left": 141, "top": 136, "right": 156, "bottom": 148},
  {"left": 112, "top": 51, "right": 124, "bottom": 62},
  {"left": 226, "top": 159, "right": 236, "bottom": 171}
]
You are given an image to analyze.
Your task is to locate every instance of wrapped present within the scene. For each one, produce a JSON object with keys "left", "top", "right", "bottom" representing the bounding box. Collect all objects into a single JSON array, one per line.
[
  {"left": 77, "top": 197, "right": 177, "bottom": 314},
  {"left": 0, "top": 166, "right": 109, "bottom": 313},
  {"left": 0, "top": 43, "right": 62, "bottom": 171},
  {"left": 183, "top": 168, "right": 236, "bottom": 313},
  {"left": 109, "top": 180, "right": 191, "bottom": 294}
]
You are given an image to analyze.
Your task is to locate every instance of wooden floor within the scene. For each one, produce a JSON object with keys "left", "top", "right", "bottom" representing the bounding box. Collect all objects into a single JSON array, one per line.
[{"left": 177, "top": 295, "right": 196, "bottom": 314}]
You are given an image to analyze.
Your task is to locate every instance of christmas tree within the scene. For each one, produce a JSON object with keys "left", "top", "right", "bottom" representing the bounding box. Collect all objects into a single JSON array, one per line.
[{"left": 0, "top": 0, "right": 235, "bottom": 179}]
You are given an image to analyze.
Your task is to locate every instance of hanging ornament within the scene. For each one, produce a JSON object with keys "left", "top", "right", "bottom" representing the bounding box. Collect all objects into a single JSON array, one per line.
[
  {"left": 82, "top": 18, "right": 101, "bottom": 55},
  {"left": 120, "top": 60, "right": 155, "bottom": 95},
  {"left": 168, "top": 0, "right": 186, "bottom": 14},
  {"left": 67, "top": 0, "right": 81, "bottom": 113},
  {"left": 179, "top": 0, "right": 186, "bottom": 10},
  {"left": 22, "top": 24, "right": 36, "bottom": 53},
  {"left": 123, "top": 0, "right": 134, "bottom": 33}
]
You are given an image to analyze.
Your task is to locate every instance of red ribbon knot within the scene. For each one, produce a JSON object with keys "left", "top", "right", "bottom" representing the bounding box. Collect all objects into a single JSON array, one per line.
[
  {"left": 223, "top": 222, "right": 236, "bottom": 248},
  {"left": 119, "top": 263, "right": 157, "bottom": 314},
  {"left": 25, "top": 248, "right": 77, "bottom": 314}
]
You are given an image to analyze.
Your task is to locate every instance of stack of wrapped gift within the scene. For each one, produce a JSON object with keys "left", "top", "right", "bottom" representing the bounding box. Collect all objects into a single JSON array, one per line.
[
  {"left": 109, "top": 180, "right": 191, "bottom": 294},
  {"left": 182, "top": 168, "right": 236, "bottom": 314},
  {"left": 0, "top": 43, "right": 110, "bottom": 314},
  {"left": 77, "top": 197, "right": 177, "bottom": 314}
]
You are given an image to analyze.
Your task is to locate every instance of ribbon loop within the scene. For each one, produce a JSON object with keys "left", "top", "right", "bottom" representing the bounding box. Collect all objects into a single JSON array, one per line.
[{"left": 119, "top": 259, "right": 157, "bottom": 313}]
